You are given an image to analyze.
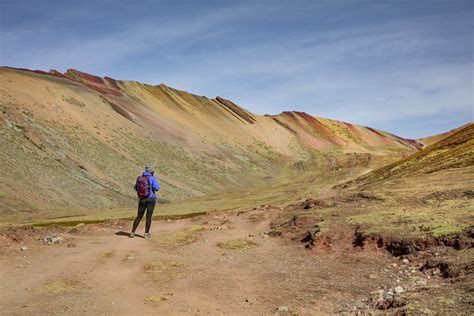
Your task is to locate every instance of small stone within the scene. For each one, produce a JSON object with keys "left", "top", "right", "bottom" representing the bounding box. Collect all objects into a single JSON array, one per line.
[
  {"left": 277, "top": 306, "right": 289, "bottom": 312},
  {"left": 42, "top": 235, "right": 63, "bottom": 245},
  {"left": 383, "top": 291, "right": 393, "bottom": 300},
  {"left": 402, "top": 259, "right": 409, "bottom": 264},
  {"left": 423, "top": 308, "right": 432, "bottom": 314},
  {"left": 67, "top": 243, "right": 77, "bottom": 248},
  {"left": 394, "top": 286, "right": 405, "bottom": 294},
  {"left": 20, "top": 246, "right": 28, "bottom": 251},
  {"left": 369, "top": 274, "right": 377, "bottom": 279},
  {"left": 392, "top": 263, "right": 398, "bottom": 267}
]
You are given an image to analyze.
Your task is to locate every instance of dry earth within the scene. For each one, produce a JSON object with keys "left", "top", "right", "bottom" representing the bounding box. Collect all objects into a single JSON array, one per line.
[{"left": 1, "top": 207, "right": 472, "bottom": 315}]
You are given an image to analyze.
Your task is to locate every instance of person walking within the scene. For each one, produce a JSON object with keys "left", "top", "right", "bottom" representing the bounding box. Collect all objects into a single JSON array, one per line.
[{"left": 131, "top": 165, "right": 160, "bottom": 239}]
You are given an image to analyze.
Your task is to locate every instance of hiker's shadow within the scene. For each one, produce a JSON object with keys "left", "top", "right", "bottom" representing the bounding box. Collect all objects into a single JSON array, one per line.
[{"left": 115, "top": 231, "right": 145, "bottom": 239}]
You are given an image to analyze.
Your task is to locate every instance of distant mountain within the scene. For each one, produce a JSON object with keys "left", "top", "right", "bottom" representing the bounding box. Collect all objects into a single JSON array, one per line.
[
  {"left": 0, "top": 66, "right": 421, "bottom": 219},
  {"left": 342, "top": 122, "right": 474, "bottom": 188},
  {"left": 417, "top": 124, "right": 472, "bottom": 147}
]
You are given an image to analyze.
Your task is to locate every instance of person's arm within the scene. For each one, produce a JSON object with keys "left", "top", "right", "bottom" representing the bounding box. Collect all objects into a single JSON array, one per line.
[
  {"left": 134, "top": 177, "right": 138, "bottom": 191},
  {"left": 152, "top": 177, "right": 160, "bottom": 192}
]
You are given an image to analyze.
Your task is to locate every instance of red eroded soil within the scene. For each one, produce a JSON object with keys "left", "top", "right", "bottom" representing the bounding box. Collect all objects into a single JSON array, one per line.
[
  {"left": 104, "top": 76, "right": 121, "bottom": 90},
  {"left": 282, "top": 111, "right": 341, "bottom": 145}
]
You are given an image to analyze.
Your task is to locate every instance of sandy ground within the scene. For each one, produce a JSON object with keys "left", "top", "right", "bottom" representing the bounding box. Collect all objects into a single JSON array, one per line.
[{"left": 0, "top": 208, "right": 469, "bottom": 315}]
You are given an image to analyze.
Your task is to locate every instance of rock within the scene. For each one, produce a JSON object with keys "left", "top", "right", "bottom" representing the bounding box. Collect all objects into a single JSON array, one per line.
[
  {"left": 20, "top": 246, "right": 28, "bottom": 251},
  {"left": 42, "top": 235, "right": 63, "bottom": 245},
  {"left": 402, "top": 258, "right": 409, "bottom": 264},
  {"left": 276, "top": 306, "right": 289, "bottom": 312},
  {"left": 210, "top": 225, "right": 228, "bottom": 231},
  {"left": 370, "top": 289, "right": 384, "bottom": 301},
  {"left": 423, "top": 308, "right": 432, "bottom": 314},
  {"left": 369, "top": 274, "right": 377, "bottom": 279},
  {"left": 394, "top": 286, "right": 405, "bottom": 294},
  {"left": 420, "top": 258, "right": 451, "bottom": 278},
  {"left": 383, "top": 290, "right": 394, "bottom": 300},
  {"left": 300, "top": 225, "right": 321, "bottom": 248},
  {"left": 67, "top": 243, "right": 77, "bottom": 248}
]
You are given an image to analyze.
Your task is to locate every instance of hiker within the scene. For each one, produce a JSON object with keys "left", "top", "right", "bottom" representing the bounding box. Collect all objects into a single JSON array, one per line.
[{"left": 130, "top": 165, "right": 160, "bottom": 239}]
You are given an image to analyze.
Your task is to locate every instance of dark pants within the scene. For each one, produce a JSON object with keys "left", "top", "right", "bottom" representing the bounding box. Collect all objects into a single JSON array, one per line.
[{"left": 132, "top": 197, "right": 156, "bottom": 233}]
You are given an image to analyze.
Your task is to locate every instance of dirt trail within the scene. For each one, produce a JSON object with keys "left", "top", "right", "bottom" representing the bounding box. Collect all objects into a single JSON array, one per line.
[{"left": 0, "top": 209, "right": 467, "bottom": 315}]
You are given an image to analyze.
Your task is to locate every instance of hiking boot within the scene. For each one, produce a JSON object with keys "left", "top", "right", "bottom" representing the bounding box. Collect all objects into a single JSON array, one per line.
[
  {"left": 144, "top": 232, "right": 152, "bottom": 239},
  {"left": 129, "top": 232, "right": 135, "bottom": 238}
]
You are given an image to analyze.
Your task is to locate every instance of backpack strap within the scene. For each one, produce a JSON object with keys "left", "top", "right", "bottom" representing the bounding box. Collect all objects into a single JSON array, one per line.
[{"left": 134, "top": 176, "right": 140, "bottom": 191}]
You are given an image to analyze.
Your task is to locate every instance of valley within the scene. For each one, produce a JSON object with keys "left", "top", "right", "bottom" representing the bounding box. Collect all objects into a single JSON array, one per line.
[{"left": 0, "top": 67, "right": 472, "bottom": 315}]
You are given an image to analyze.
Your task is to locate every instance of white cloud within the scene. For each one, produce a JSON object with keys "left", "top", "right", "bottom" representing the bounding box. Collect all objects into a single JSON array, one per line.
[{"left": 1, "top": 2, "right": 472, "bottom": 137}]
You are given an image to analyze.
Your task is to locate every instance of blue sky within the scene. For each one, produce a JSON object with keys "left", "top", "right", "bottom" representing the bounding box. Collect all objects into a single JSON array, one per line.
[{"left": 1, "top": 0, "right": 472, "bottom": 138}]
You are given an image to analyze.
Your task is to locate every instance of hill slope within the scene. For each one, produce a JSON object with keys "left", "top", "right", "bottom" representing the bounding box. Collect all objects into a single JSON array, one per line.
[
  {"left": 329, "top": 122, "right": 473, "bottom": 238},
  {"left": 347, "top": 122, "right": 474, "bottom": 187},
  {"left": 417, "top": 123, "right": 471, "bottom": 147},
  {"left": 0, "top": 66, "right": 420, "bottom": 222}
]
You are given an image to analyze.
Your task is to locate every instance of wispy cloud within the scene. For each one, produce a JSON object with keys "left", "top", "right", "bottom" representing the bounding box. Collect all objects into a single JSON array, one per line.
[
  {"left": 1, "top": 1, "right": 472, "bottom": 138},
  {"left": 1, "top": 4, "right": 249, "bottom": 72}
]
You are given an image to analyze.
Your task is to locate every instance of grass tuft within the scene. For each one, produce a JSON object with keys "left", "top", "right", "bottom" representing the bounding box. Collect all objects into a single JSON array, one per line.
[
  {"left": 144, "top": 295, "right": 167, "bottom": 304},
  {"left": 144, "top": 260, "right": 183, "bottom": 281},
  {"left": 36, "top": 279, "right": 77, "bottom": 294},
  {"left": 217, "top": 238, "right": 257, "bottom": 250}
]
